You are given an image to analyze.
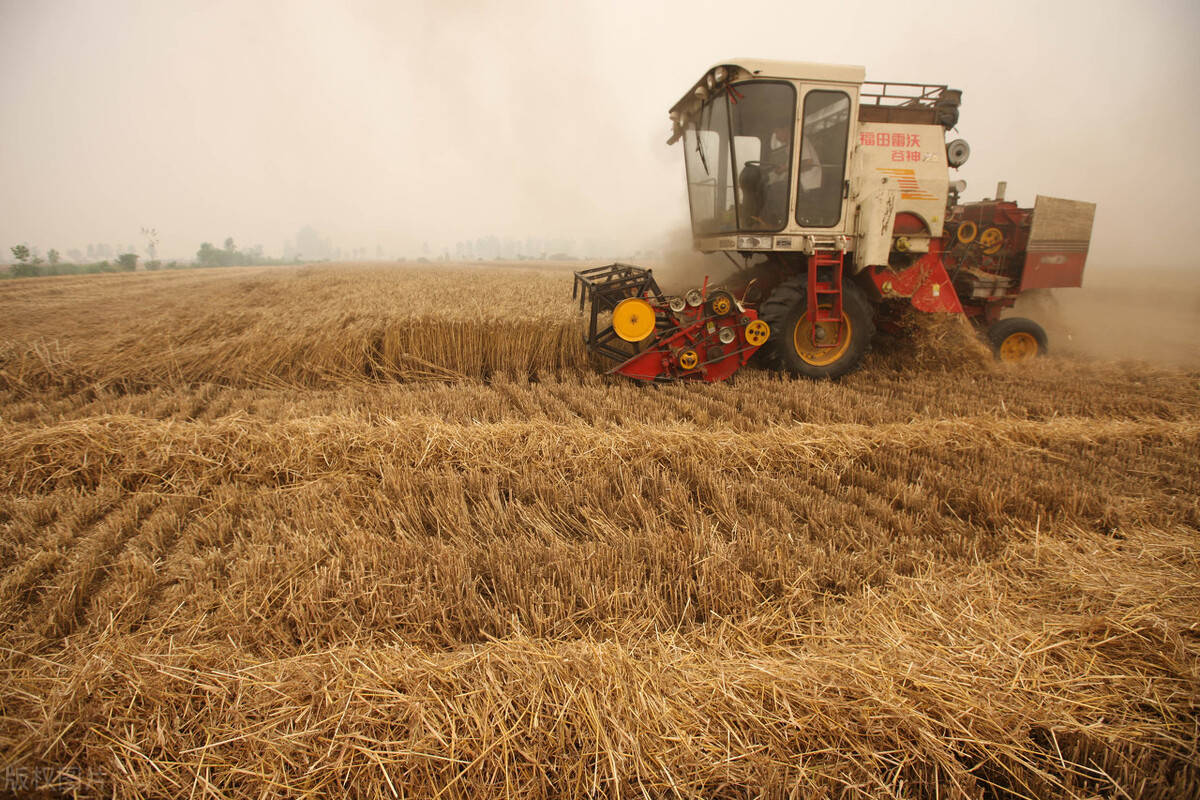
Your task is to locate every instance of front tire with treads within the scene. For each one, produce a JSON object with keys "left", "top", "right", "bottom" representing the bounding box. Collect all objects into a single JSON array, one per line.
[{"left": 759, "top": 274, "right": 875, "bottom": 378}]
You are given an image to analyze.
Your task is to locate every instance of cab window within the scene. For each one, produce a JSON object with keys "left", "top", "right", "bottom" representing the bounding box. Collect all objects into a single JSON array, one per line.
[
  {"left": 729, "top": 82, "right": 796, "bottom": 231},
  {"left": 795, "top": 90, "right": 850, "bottom": 228}
]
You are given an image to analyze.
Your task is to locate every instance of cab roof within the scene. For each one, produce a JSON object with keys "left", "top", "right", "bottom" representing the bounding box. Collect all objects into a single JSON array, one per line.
[
  {"left": 719, "top": 59, "right": 866, "bottom": 84},
  {"left": 669, "top": 59, "right": 866, "bottom": 118},
  {"left": 666, "top": 59, "right": 954, "bottom": 144}
]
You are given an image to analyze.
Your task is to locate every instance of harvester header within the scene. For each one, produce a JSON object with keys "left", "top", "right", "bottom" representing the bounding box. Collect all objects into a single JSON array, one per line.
[
  {"left": 576, "top": 58, "right": 1095, "bottom": 381},
  {"left": 573, "top": 264, "right": 769, "bottom": 382}
]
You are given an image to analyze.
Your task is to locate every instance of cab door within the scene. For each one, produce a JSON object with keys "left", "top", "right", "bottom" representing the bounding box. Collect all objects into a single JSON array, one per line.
[{"left": 793, "top": 85, "right": 857, "bottom": 234}]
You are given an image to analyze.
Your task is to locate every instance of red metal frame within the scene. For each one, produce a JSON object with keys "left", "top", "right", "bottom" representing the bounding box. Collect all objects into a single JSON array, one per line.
[{"left": 611, "top": 288, "right": 767, "bottom": 383}]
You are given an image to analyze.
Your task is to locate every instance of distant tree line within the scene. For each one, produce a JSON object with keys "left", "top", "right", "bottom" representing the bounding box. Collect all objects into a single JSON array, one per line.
[
  {"left": 6, "top": 244, "right": 146, "bottom": 277},
  {"left": 4, "top": 234, "right": 307, "bottom": 279},
  {"left": 195, "top": 238, "right": 291, "bottom": 268}
]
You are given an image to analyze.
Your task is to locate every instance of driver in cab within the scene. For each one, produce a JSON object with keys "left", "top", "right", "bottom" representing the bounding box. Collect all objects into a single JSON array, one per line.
[{"left": 745, "top": 126, "right": 821, "bottom": 229}]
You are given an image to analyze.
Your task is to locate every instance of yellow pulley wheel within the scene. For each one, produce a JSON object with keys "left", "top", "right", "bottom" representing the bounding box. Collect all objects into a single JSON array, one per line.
[
  {"left": 955, "top": 220, "right": 977, "bottom": 244},
  {"left": 707, "top": 291, "right": 734, "bottom": 316},
  {"left": 979, "top": 227, "right": 1004, "bottom": 254},
  {"left": 612, "top": 297, "right": 656, "bottom": 342},
  {"left": 677, "top": 349, "right": 699, "bottom": 370},
  {"left": 745, "top": 319, "right": 770, "bottom": 346}
]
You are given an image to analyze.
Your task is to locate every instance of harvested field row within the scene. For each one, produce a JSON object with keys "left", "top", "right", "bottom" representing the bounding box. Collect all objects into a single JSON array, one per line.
[
  {"left": 2, "top": 522, "right": 1196, "bottom": 799},
  {"left": 5, "top": 413, "right": 1197, "bottom": 498},
  {"left": 3, "top": 414, "right": 1197, "bottom": 656},
  {"left": 3, "top": 357, "right": 1198, "bottom": 429}
]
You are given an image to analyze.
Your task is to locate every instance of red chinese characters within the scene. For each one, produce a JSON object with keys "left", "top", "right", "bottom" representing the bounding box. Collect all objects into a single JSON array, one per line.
[{"left": 861, "top": 132, "right": 922, "bottom": 147}]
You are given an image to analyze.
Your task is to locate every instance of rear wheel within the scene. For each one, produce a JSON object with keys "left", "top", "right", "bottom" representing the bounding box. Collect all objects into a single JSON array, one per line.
[
  {"left": 759, "top": 274, "right": 875, "bottom": 378},
  {"left": 988, "top": 317, "right": 1048, "bottom": 362}
]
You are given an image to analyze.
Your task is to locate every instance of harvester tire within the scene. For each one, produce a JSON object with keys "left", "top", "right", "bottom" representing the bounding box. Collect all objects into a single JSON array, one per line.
[
  {"left": 759, "top": 274, "right": 875, "bottom": 379},
  {"left": 988, "top": 317, "right": 1048, "bottom": 362}
]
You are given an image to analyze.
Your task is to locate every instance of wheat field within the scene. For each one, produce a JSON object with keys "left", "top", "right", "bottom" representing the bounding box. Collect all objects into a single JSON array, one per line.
[{"left": 1, "top": 262, "right": 1198, "bottom": 799}]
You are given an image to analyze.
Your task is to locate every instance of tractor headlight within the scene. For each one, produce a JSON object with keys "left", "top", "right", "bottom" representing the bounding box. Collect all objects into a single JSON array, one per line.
[
  {"left": 947, "top": 139, "right": 971, "bottom": 168},
  {"left": 706, "top": 74, "right": 715, "bottom": 90},
  {"left": 713, "top": 66, "right": 726, "bottom": 83}
]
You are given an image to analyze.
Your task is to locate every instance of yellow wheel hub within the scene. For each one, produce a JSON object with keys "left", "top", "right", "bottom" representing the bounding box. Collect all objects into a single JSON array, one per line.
[
  {"left": 745, "top": 319, "right": 770, "bottom": 346},
  {"left": 612, "top": 297, "right": 656, "bottom": 342},
  {"left": 710, "top": 294, "right": 732, "bottom": 315},
  {"left": 955, "top": 220, "right": 977, "bottom": 244},
  {"left": 677, "top": 349, "right": 699, "bottom": 370},
  {"left": 792, "top": 311, "right": 852, "bottom": 367},
  {"left": 999, "top": 331, "right": 1039, "bottom": 362}
]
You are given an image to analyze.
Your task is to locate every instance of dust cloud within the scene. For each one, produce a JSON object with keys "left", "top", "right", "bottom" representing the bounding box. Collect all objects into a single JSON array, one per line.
[
  {"left": 637, "top": 226, "right": 739, "bottom": 294},
  {"left": 1010, "top": 268, "right": 1200, "bottom": 369}
]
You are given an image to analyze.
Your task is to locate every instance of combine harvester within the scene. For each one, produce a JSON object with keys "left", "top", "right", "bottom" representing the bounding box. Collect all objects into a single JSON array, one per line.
[{"left": 574, "top": 59, "right": 1096, "bottom": 381}]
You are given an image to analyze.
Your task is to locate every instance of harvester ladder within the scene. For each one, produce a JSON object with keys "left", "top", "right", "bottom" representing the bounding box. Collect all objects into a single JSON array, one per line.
[{"left": 807, "top": 248, "right": 844, "bottom": 348}]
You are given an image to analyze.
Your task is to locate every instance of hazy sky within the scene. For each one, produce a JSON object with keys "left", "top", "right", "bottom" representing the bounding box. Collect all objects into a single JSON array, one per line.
[{"left": 2, "top": 0, "right": 1198, "bottom": 265}]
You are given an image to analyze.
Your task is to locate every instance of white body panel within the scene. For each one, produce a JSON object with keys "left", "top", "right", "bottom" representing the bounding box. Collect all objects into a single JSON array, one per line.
[{"left": 849, "top": 123, "right": 949, "bottom": 270}]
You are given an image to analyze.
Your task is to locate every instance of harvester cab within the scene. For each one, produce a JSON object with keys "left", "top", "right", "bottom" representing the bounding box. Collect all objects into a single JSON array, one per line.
[{"left": 574, "top": 59, "right": 1096, "bottom": 382}]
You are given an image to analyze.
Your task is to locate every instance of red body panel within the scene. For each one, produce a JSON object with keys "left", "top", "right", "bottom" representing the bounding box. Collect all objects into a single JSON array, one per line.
[
  {"left": 868, "top": 243, "right": 964, "bottom": 313},
  {"left": 1020, "top": 250, "right": 1087, "bottom": 290}
]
